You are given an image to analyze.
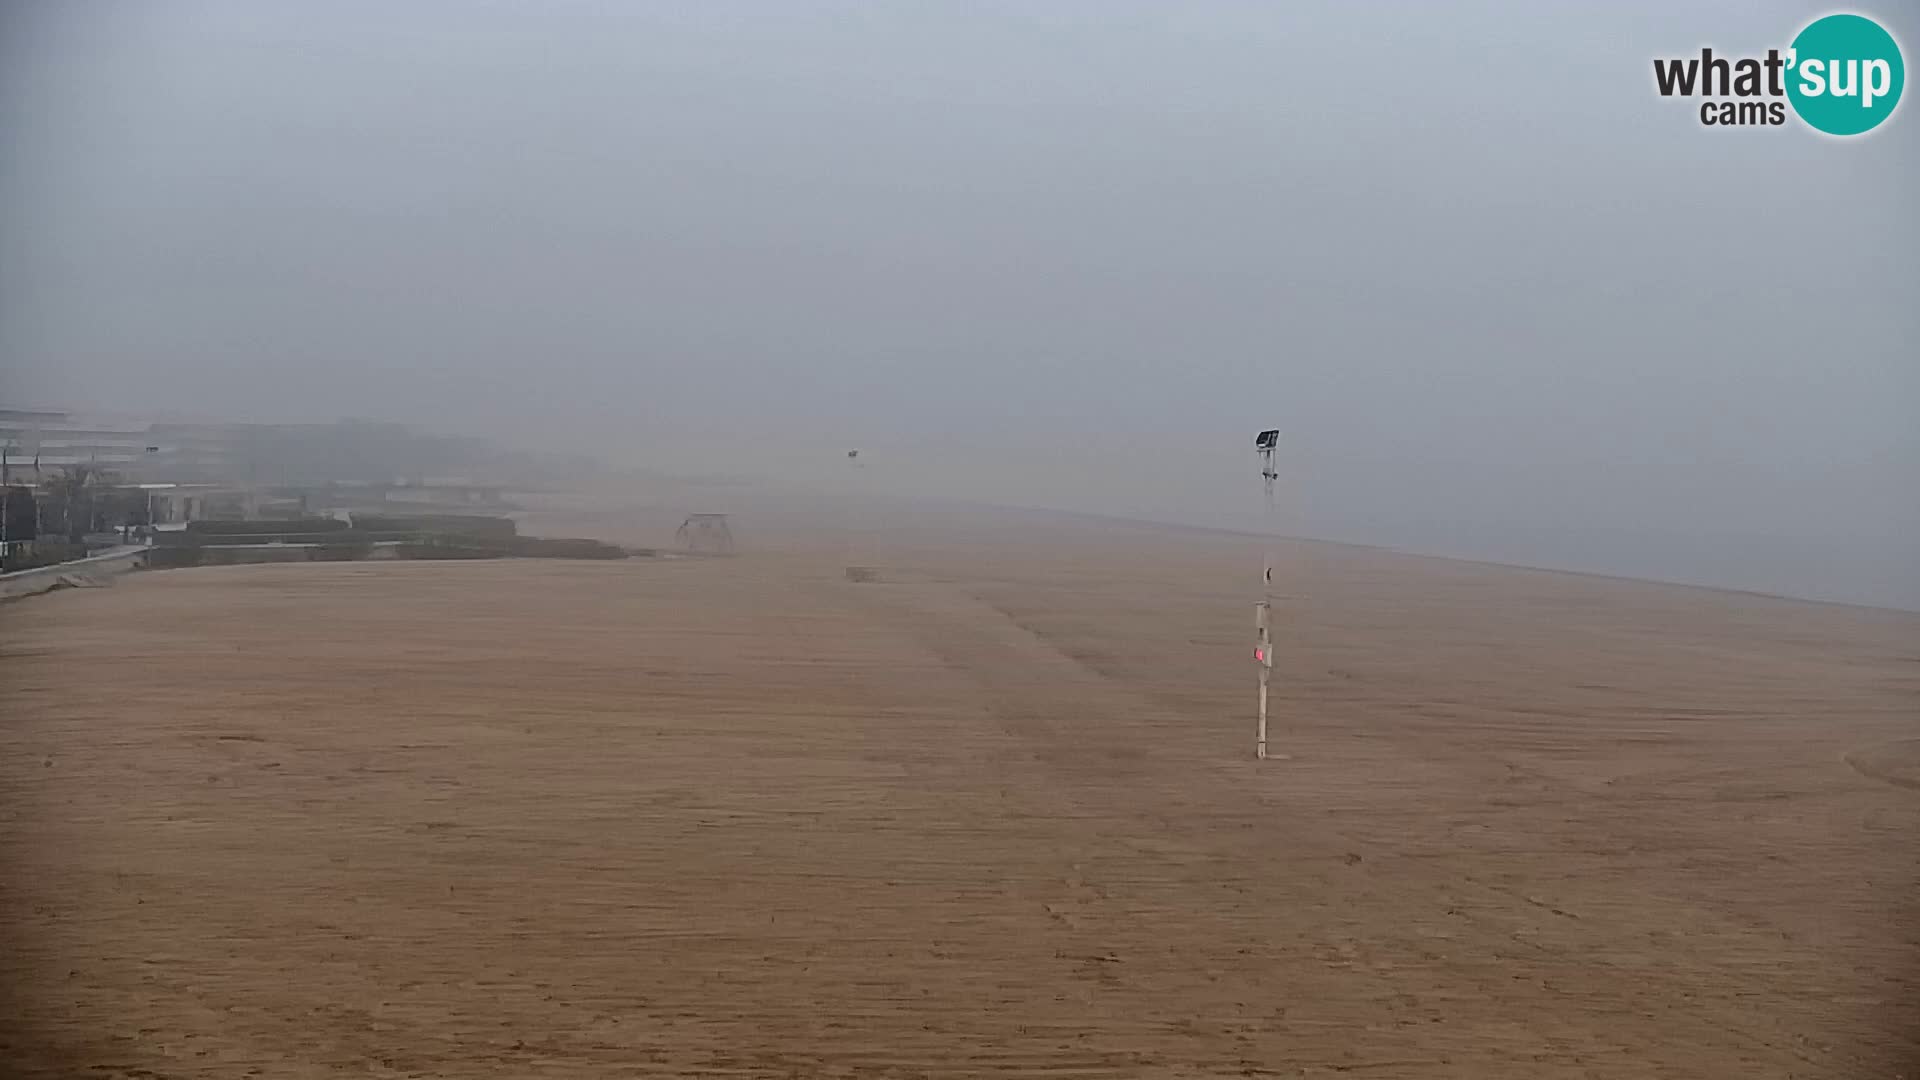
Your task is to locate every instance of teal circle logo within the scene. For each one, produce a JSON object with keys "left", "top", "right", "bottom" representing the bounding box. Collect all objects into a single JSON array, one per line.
[{"left": 1786, "top": 14, "right": 1904, "bottom": 135}]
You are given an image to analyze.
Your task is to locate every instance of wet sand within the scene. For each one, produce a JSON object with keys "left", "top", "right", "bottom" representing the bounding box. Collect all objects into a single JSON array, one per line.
[{"left": 3, "top": 504, "right": 1915, "bottom": 1077}]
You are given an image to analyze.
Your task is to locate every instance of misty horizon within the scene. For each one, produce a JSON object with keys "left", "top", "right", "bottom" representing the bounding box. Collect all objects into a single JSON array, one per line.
[{"left": 3, "top": 2, "right": 1914, "bottom": 607}]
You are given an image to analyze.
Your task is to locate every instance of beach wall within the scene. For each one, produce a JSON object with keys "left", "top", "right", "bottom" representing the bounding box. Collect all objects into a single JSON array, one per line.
[{"left": 0, "top": 546, "right": 147, "bottom": 600}]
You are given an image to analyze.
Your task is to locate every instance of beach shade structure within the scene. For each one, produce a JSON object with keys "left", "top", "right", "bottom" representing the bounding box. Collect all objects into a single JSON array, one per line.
[{"left": 675, "top": 513, "right": 735, "bottom": 555}]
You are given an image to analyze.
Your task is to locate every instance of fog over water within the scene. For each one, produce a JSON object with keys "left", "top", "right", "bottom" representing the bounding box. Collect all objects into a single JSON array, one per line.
[{"left": 3, "top": 2, "right": 1914, "bottom": 606}]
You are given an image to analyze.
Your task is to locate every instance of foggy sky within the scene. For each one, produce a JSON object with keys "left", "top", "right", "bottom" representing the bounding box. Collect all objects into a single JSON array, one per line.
[{"left": 3, "top": 2, "right": 1915, "bottom": 606}]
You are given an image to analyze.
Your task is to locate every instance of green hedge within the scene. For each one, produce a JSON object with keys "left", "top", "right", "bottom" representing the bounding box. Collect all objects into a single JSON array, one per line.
[
  {"left": 159, "top": 528, "right": 416, "bottom": 547},
  {"left": 394, "top": 542, "right": 503, "bottom": 561},
  {"left": 509, "top": 536, "right": 627, "bottom": 560},
  {"left": 1, "top": 541, "right": 88, "bottom": 573},
  {"left": 145, "top": 547, "right": 206, "bottom": 569},
  {"left": 309, "top": 539, "right": 375, "bottom": 562},
  {"left": 350, "top": 514, "right": 516, "bottom": 538},
  {"left": 186, "top": 518, "right": 349, "bottom": 536}
]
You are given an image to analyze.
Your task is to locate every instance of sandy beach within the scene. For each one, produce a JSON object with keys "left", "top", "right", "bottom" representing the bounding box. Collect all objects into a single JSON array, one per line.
[{"left": 3, "top": 503, "right": 1915, "bottom": 1078}]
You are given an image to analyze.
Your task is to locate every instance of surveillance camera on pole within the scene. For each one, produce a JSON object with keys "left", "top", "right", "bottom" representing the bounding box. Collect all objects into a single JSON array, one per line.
[{"left": 1253, "top": 428, "right": 1280, "bottom": 760}]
